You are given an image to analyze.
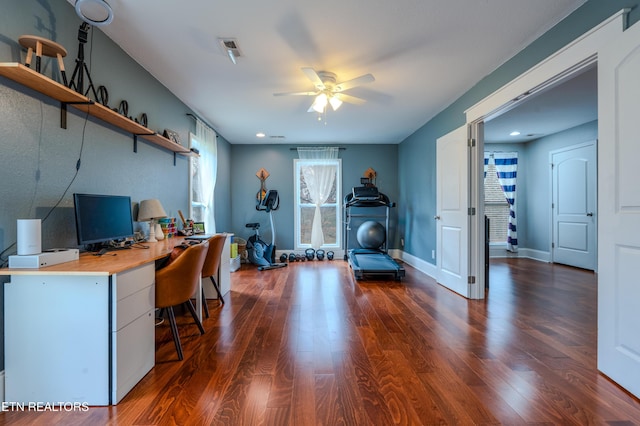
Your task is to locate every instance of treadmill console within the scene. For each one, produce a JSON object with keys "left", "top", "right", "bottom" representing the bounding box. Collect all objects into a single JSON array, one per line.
[{"left": 352, "top": 186, "right": 380, "bottom": 201}]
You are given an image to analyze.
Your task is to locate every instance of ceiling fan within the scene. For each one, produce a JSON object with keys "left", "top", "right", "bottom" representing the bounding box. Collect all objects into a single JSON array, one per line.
[{"left": 274, "top": 67, "right": 375, "bottom": 113}]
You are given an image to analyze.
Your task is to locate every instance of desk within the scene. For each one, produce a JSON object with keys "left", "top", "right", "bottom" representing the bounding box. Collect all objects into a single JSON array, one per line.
[{"left": 1, "top": 235, "right": 231, "bottom": 405}]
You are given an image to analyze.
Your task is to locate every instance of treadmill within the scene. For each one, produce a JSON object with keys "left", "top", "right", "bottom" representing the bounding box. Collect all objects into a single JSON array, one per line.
[{"left": 344, "top": 186, "right": 405, "bottom": 280}]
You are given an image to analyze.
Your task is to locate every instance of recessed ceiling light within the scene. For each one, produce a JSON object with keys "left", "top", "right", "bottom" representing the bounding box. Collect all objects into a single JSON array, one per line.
[
  {"left": 256, "top": 132, "right": 266, "bottom": 138},
  {"left": 510, "top": 131, "right": 521, "bottom": 136}
]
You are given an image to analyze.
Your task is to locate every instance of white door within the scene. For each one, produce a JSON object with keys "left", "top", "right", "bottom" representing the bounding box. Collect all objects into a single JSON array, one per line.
[
  {"left": 598, "top": 20, "right": 640, "bottom": 398},
  {"left": 551, "top": 142, "right": 596, "bottom": 270},
  {"left": 436, "top": 126, "right": 469, "bottom": 297}
]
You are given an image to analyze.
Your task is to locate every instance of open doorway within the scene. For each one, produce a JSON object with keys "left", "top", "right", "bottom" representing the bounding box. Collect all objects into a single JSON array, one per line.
[
  {"left": 465, "top": 10, "right": 640, "bottom": 397},
  {"left": 482, "top": 65, "right": 597, "bottom": 270}
]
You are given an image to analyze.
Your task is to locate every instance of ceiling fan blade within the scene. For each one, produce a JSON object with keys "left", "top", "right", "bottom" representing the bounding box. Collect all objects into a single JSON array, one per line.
[
  {"left": 301, "top": 67, "right": 326, "bottom": 90},
  {"left": 334, "top": 93, "right": 366, "bottom": 105},
  {"left": 273, "top": 91, "right": 318, "bottom": 97},
  {"left": 334, "top": 74, "right": 375, "bottom": 92}
]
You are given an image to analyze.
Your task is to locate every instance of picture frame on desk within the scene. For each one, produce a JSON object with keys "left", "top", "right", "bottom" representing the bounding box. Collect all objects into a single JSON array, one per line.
[{"left": 193, "top": 222, "right": 205, "bottom": 234}]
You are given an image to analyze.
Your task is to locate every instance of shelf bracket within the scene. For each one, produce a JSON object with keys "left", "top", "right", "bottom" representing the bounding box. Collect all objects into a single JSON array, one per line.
[
  {"left": 173, "top": 152, "right": 177, "bottom": 166},
  {"left": 60, "top": 100, "right": 94, "bottom": 129},
  {"left": 132, "top": 132, "right": 156, "bottom": 153}
]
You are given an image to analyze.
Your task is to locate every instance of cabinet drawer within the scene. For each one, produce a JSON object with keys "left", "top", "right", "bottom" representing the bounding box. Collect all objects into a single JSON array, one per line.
[
  {"left": 115, "top": 283, "right": 155, "bottom": 330},
  {"left": 114, "top": 263, "right": 154, "bottom": 301},
  {"left": 112, "top": 309, "right": 154, "bottom": 403}
]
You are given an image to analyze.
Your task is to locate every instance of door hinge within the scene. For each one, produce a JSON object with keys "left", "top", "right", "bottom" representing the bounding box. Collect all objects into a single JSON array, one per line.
[
  {"left": 552, "top": 242, "right": 555, "bottom": 248},
  {"left": 468, "top": 138, "right": 476, "bottom": 147},
  {"left": 468, "top": 276, "right": 476, "bottom": 284},
  {"left": 468, "top": 207, "right": 476, "bottom": 216}
]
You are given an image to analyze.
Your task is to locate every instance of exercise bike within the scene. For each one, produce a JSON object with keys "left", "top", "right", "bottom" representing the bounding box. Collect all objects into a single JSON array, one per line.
[{"left": 246, "top": 190, "right": 287, "bottom": 271}]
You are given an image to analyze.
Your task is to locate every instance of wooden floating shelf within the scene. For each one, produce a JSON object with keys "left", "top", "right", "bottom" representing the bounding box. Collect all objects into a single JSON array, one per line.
[{"left": 0, "top": 62, "right": 190, "bottom": 156}]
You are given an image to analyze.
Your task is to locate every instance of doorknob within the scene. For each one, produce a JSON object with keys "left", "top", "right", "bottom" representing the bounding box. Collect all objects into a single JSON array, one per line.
[
  {"left": 586, "top": 212, "right": 594, "bottom": 217},
  {"left": 434, "top": 215, "right": 441, "bottom": 220}
]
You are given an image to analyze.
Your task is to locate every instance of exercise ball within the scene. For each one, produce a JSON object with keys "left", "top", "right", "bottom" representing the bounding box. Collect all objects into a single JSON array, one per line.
[{"left": 356, "top": 220, "right": 386, "bottom": 249}]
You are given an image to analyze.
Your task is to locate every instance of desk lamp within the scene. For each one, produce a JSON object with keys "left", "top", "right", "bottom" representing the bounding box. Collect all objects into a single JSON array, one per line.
[{"left": 138, "top": 199, "right": 167, "bottom": 243}]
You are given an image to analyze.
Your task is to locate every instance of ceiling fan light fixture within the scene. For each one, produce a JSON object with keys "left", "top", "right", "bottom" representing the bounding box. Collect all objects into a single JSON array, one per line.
[
  {"left": 329, "top": 96, "right": 342, "bottom": 111},
  {"left": 75, "top": 0, "right": 114, "bottom": 26},
  {"left": 311, "top": 93, "right": 328, "bottom": 113}
]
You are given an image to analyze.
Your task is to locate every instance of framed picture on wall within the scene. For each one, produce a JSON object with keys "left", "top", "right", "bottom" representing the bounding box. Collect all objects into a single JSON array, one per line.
[
  {"left": 193, "top": 222, "right": 205, "bottom": 234},
  {"left": 163, "top": 129, "right": 181, "bottom": 145}
]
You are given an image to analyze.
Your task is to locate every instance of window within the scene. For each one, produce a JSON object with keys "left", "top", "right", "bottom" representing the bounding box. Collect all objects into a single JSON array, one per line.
[
  {"left": 294, "top": 158, "right": 342, "bottom": 250},
  {"left": 189, "top": 123, "right": 217, "bottom": 234},
  {"left": 484, "top": 162, "right": 510, "bottom": 243}
]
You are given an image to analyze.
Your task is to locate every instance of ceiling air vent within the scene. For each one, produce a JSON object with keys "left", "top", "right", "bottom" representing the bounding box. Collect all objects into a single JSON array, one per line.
[{"left": 218, "top": 38, "right": 242, "bottom": 64}]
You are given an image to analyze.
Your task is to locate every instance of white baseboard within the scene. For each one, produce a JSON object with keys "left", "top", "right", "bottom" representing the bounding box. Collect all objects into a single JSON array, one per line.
[
  {"left": 391, "top": 249, "right": 438, "bottom": 280},
  {"left": 489, "top": 247, "right": 550, "bottom": 263}
]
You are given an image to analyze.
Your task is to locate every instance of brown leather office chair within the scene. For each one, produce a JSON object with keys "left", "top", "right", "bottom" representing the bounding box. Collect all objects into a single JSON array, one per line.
[
  {"left": 201, "top": 233, "right": 227, "bottom": 318},
  {"left": 155, "top": 241, "right": 208, "bottom": 361}
]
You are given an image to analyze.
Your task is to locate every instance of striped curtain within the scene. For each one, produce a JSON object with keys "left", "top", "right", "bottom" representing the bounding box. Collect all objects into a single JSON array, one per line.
[
  {"left": 484, "top": 153, "right": 490, "bottom": 181},
  {"left": 492, "top": 152, "right": 518, "bottom": 252}
]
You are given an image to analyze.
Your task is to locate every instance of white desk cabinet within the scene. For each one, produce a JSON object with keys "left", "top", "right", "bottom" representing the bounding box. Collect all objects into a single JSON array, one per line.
[{"left": 4, "top": 263, "right": 155, "bottom": 405}]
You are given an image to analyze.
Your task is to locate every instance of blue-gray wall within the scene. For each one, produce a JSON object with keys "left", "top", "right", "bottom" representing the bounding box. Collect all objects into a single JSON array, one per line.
[
  {"left": 0, "top": 0, "right": 231, "bottom": 370},
  {"left": 229, "top": 144, "right": 399, "bottom": 249},
  {"left": 398, "top": 1, "right": 640, "bottom": 265}
]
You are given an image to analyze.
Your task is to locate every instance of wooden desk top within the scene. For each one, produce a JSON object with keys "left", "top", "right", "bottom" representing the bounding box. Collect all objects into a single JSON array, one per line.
[{"left": 0, "top": 238, "right": 187, "bottom": 276}]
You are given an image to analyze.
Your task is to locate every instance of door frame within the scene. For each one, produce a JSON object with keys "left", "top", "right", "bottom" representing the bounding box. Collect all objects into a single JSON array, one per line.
[
  {"left": 549, "top": 140, "right": 598, "bottom": 270},
  {"left": 465, "top": 9, "right": 627, "bottom": 297}
]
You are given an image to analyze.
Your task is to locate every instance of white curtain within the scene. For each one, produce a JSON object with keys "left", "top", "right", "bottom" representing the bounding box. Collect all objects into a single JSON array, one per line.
[
  {"left": 491, "top": 152, "right": 518, "bottom": 252},
  {"left": 297, "top": 147, "right": 339, "bottom": 248},
  {"left": 191, "top": 119, "right": 217, "bottom": 233}
]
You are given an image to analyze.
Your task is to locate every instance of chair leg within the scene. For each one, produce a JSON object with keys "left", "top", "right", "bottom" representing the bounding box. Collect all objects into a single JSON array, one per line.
[
  {"left": 185, "top": 299, "right": 206, "bottom": 335},
  {"left": 167, "top": 306, "right": 183, "bottom": 361},
  {"left": 201, "top": 287, "right": 210, "bottom": 318},
  {"left": 210, "top": 276, "right": 225, "bottom": 304}
]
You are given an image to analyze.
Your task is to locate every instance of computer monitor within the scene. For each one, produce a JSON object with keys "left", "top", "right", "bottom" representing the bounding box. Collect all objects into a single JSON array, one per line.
[{"left": 73, "top": 193, "right": 134, "bottom": 248}]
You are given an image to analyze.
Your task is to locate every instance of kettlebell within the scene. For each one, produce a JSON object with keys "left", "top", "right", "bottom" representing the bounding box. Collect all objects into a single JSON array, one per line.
[
  {"left": 316, "top": 249, "right": 325, "bottom": 261},
  {"left": 326, "top": 251, "right": 334, "bottom": 260},
  {"left": 305, "top": 248, "right": 316, "bottom": 261},
  {"left": 280, "top": 253, "right": 288, "bottom": 263}
]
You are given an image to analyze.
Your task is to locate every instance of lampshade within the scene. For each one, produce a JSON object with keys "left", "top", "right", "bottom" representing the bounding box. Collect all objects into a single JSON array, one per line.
[
  {"left": 75, "top": 0, "right": 114, "bottom": 26},
  {"left": 329, "top": 95, "right": 343, "bottom": 111},
  {"left": 137, "top": 199, "right": 167, "bottom": 222},
  {"left": 311, "top": 93, "right": 328, "bottom": 113}
]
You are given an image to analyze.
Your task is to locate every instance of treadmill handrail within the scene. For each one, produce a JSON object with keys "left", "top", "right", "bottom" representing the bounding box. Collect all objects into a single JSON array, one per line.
[{"left": 344, "top": 192, "right": 393, "bottom": 208}]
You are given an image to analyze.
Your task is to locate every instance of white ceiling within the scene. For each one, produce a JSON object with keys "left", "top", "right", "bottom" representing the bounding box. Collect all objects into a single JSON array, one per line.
[
  {"left": 484, "top": 65, "right": 597, "bottom": 143},
  {"left": 75, "top": 0, "right": 586, "bottom": 144}
]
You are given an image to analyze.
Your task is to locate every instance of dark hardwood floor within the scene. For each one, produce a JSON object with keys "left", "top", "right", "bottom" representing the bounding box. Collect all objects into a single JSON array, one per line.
[{"left": 3, "top": 258, "right": 640, "bottom": 425}]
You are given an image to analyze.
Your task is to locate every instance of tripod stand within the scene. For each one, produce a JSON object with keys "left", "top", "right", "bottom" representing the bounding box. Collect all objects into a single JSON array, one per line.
[{"left": 68, "top": 23, "right": 99, "bottom": 100}]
